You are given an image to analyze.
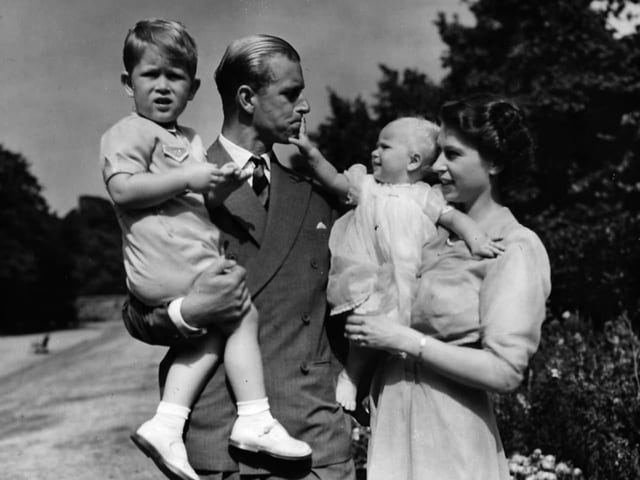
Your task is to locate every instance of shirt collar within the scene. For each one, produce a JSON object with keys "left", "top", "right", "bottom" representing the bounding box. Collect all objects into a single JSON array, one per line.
[{"left": 218, "top": 133, "right": 271, "bottom": 172}]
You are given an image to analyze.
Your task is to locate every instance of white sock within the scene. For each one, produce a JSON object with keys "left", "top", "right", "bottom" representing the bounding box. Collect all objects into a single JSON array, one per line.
[
  {"left": 236, "top": 397, "right": 273, "bottom": 424},
  {"left": 153, "top": 401, "right": 190, "bottom": 434}
]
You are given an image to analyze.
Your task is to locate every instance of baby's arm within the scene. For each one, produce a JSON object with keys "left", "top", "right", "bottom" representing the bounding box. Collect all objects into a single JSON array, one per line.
[
  {"left": 289, "top": 119, "right": 350, "bottom": 198},
  {"left": 439, "top": 209, "right": 505, "bottom": 258},
  {"left": 107, "top": 162, "right": 226, "bottom": 210}
]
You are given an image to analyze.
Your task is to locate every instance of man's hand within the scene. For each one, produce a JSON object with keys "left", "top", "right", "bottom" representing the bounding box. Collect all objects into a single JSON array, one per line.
[{"left": 180, "top": 257, "right": 252, "bottom": 330}]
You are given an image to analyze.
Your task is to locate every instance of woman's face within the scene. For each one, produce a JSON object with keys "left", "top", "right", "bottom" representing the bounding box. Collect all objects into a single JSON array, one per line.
[{"left": 432, "top": 126, "right": 494, "bottom": 210}]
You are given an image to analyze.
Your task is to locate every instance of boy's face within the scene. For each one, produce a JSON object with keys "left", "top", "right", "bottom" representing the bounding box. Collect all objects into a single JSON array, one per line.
[
  {"left": 371, "top": 120, "right": 413, "bottom": 184},
  {"left": 121, "top": 45, "right": 200, "bottom": 127}
]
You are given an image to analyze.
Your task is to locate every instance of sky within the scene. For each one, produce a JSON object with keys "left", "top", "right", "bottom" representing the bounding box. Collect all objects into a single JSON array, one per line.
[{"left": 0, "top": 0, "right": 473, "bottom": 215}]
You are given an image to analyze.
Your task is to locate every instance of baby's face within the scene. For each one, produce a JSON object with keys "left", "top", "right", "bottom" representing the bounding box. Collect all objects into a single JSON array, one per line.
[
  {"left": 371, "top": 121, "right": 412, "bottom": 184},
  {"left": 123, "top": 45, "right": 199, "bottom": 127}
]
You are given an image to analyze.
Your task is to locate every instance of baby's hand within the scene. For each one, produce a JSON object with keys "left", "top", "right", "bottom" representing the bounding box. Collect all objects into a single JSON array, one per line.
[
  {"left": 288, "top": 117, "right": 317, "bottom": 157},
  {"left": 469, "top": 236, "right": 505, "bottom": 258}
]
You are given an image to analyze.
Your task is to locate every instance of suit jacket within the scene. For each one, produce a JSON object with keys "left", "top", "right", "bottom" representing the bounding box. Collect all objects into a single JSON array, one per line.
[{"left": 124, "top": 139, "right": 352, "bottom": 475}]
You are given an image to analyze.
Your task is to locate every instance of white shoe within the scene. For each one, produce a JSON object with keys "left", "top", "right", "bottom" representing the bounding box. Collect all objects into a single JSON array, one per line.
[
  {"left": 131, "top": 419, "right": 200, "bottom": 480},
  {"left": 229, "top": 419, "right": 312, "bottom": 460}
]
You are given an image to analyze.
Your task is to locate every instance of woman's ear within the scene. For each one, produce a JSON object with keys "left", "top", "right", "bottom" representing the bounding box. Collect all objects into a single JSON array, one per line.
[
  {"left": 488, "top": 161, "right": 504, "bottom": 176},
  {"left": 237, "top": 85, "right": 256, "bottom": 114},
  {"left": 121, "top": 71, "right": 134, "bottom": 97}
]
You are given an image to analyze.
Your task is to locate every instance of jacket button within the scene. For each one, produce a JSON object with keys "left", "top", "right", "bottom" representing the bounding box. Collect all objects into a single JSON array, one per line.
[
  {"left": 301, "top": 313, "right": 311, "bottom": 324},
  {"left": 310, "top": 259, "right": 318, "bottom": 269},
  {"left": 300, "top": 361, "right": 310, "bottom": 374}
]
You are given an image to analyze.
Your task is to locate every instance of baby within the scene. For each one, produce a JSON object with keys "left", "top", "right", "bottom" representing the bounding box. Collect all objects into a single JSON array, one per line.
[
  {"left": 99, "top": 19, "right": 310, "bottom": 480},
  {"left": 290, "top": 117, "right": 503, "bottom": 412}
]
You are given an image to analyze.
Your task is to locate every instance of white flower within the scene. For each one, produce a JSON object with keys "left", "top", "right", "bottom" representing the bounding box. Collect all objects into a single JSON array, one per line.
[
  {"left": 555, "top": 462, "right": 571, "bottom": 475},
  {"left": 541, "top": 454, "right": 556, "bottom": 470},
  {"left": 562, "top": 311, "right": 571, "bottom": 319},
  {"left": 550, "top": 368, "right": 561, "bottom": 379}
]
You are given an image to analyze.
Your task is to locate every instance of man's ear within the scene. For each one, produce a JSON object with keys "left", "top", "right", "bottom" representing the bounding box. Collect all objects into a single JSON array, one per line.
[
  {"left": 121, "top": 71, "right": 134, "bottom": 97},
  {"left": 188, "top": 78, "right": 201, "bottom": 101},
  {"left": 237, "top": 85, "right": 256, "bottom": 114},
  {"left": 407, "top": 152, "right": 423, "bottom": 172}
]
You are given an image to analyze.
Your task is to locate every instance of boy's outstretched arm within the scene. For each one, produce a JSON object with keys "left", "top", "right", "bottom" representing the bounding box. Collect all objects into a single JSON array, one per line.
[
  {"left": 439, "top": 209, "right": 505, "bottom": 258},
  {"left": 107, "top": 162, "right": 225, "bottom": 210},
  {"left": 289, "top": 119, "right": 350, "bottom": 198}
]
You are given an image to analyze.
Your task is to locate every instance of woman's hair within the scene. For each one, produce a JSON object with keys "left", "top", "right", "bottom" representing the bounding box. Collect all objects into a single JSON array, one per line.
[
  {"left": 214, "top": 34, "right": 300, "bottom": 114},
  {"left": 123, "top": 19, "right": 198, "bottom": 80},
  {"left": 439, "top": 94, "right": 534, "bottom": 187}
]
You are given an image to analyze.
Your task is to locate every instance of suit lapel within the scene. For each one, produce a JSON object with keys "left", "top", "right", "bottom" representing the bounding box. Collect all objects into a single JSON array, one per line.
[
  {"left": 206, "top": 140, "right": 267, "bottom": 244},
  {"left": 247, "top": 158, "right": 311, "bottom": 294}
]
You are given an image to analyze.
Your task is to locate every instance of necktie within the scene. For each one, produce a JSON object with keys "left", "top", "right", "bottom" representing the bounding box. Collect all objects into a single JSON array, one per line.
[{"left": 250, "top": 156, "right": 269, "bottom": 208}]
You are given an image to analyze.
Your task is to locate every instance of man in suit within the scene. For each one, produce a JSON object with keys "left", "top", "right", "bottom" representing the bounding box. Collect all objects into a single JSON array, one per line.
[{"left": 123, "top": 34, "right": 354, "bottom": 479}]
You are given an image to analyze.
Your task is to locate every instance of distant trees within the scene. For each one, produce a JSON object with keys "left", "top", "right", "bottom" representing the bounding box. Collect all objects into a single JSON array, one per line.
[
  {"left": 0, "top": 145, "right": 76, "bottom": 333},
  {"left": 62, "top": 196, "right": 125, "bottom": 296},
  {"left": 312, "top": 0, "right": 640, "bottom": 326},
  {"left": 0, "top": 147, "right": 125, "bottom": 333}
]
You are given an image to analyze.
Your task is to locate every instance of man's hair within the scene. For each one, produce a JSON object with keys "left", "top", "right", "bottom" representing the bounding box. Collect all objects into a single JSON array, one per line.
[
  {"left": 123, "top": 19, "right": 198, "bottom": 79},
  {"left": 214, "top": 34, "right": 300, "bottom": 113}
]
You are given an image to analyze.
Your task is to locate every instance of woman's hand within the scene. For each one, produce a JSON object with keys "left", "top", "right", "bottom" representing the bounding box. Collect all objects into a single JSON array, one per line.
[{"left": 345, "top": 310, "right": 410, "bottom": 354}]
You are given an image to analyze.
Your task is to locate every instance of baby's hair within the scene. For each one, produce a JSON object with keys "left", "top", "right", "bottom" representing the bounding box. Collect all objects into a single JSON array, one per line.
[
  {"left": 393, "top": 117, "right": 440, "bottom": 172},
  {"left": 123, "top": 19, "right": 198, "bottom": 79}
]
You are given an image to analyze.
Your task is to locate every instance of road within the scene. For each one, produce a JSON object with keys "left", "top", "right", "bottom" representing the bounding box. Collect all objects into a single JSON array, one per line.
[{"left": 0, "top": 320, "right": 168, "bottom": 480}]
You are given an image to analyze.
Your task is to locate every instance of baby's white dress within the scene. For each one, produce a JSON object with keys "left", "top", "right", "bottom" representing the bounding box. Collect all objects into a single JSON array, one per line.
[{"left": 327, "top": 164, "right": 451, "bottom": 324}]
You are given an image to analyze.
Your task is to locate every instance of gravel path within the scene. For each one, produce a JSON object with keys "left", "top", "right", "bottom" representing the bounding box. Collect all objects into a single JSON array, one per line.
[{"left": 0, "top": 320, "right": 169, "bottom": 479}]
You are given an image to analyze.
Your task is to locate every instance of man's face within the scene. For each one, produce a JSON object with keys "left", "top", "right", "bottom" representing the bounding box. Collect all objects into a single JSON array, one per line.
[{"left": 252, "top": 54, "right": 310, "bottom": 145}]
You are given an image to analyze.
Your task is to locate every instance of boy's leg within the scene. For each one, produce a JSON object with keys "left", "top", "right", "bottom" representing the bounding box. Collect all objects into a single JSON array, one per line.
[
  {"left": 132, "top": 333, "right": 223, "bottom": 480},
  {"left": 223, "top": 305, "right": 312, "bottom": 460}
]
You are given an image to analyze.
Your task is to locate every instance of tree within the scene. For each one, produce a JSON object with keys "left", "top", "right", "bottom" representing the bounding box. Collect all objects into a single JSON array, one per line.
[
  {"left": 313, "top": 0, "right": 640, "bottom": 325},
  {"left": 62, "top": 196, "right": 125, "bottom": 295},
  {"left": 436, "top": 0, "right": 640, "bottom": 324},
  {"left": 0, "top": 145, "right": 76, "bottom": 333}
]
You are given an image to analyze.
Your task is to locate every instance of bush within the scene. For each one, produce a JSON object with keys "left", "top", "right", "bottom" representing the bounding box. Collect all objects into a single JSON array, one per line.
[{"left": 495, "top": 313, "right": 640, "bottom": 479}]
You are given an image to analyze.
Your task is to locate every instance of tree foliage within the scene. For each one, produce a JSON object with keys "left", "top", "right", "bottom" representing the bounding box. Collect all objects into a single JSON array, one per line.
[
  {"left": 314, "top": 0, "right": 640, "bottom": 325},
  {"left": 0, "top": 145, "right": 76, "bottom": 333},
  {"left": 62, "top": 196, "right": 125, "bottom": 296}
]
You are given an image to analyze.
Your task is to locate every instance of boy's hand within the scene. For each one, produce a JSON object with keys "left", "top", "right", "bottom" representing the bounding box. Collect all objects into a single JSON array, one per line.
[
  {"left": 288, "top": 118, "right": 318, "bottom": 157},
  {"left": 469, "top": 235, "right": 505, "bottom": 258},
  {"left": 183, "top": 163, "right": 226, "bottom": 193},
  {"left": 208, "top": 162, "right": 251, "bottom": 205}
]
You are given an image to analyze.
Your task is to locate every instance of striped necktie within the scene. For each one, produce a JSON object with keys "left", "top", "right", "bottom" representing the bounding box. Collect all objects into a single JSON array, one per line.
[{"left": 250, "top": 156, "right": 269, "bottom": 208}]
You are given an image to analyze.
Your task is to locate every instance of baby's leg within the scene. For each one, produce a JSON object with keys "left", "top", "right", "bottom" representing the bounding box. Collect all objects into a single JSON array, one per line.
[
  {"left": 337, "top": 342, "right": 376, "bottom": 411},
  {"left": 132, "top": 333, "right": 222, "bottom": 480},
  {"left": 224, "top": 305, "right": 312, "bottom": 460}
]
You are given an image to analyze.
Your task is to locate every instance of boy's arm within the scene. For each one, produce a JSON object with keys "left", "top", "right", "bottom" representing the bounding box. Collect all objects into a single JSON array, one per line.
[
  {"left": 289, "top": 120, "right": 350, "bottom": 198},
  {"left": 106, "top": 162, "right": 222, "bottom": 210},
  {"left": 439, "top": 209, "right": 505, "bottom": 258}
]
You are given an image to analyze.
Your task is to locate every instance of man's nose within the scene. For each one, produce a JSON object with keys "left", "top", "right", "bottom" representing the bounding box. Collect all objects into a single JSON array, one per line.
[{"left": 296, "top": 96, "right": 310, "bottom": 114}]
